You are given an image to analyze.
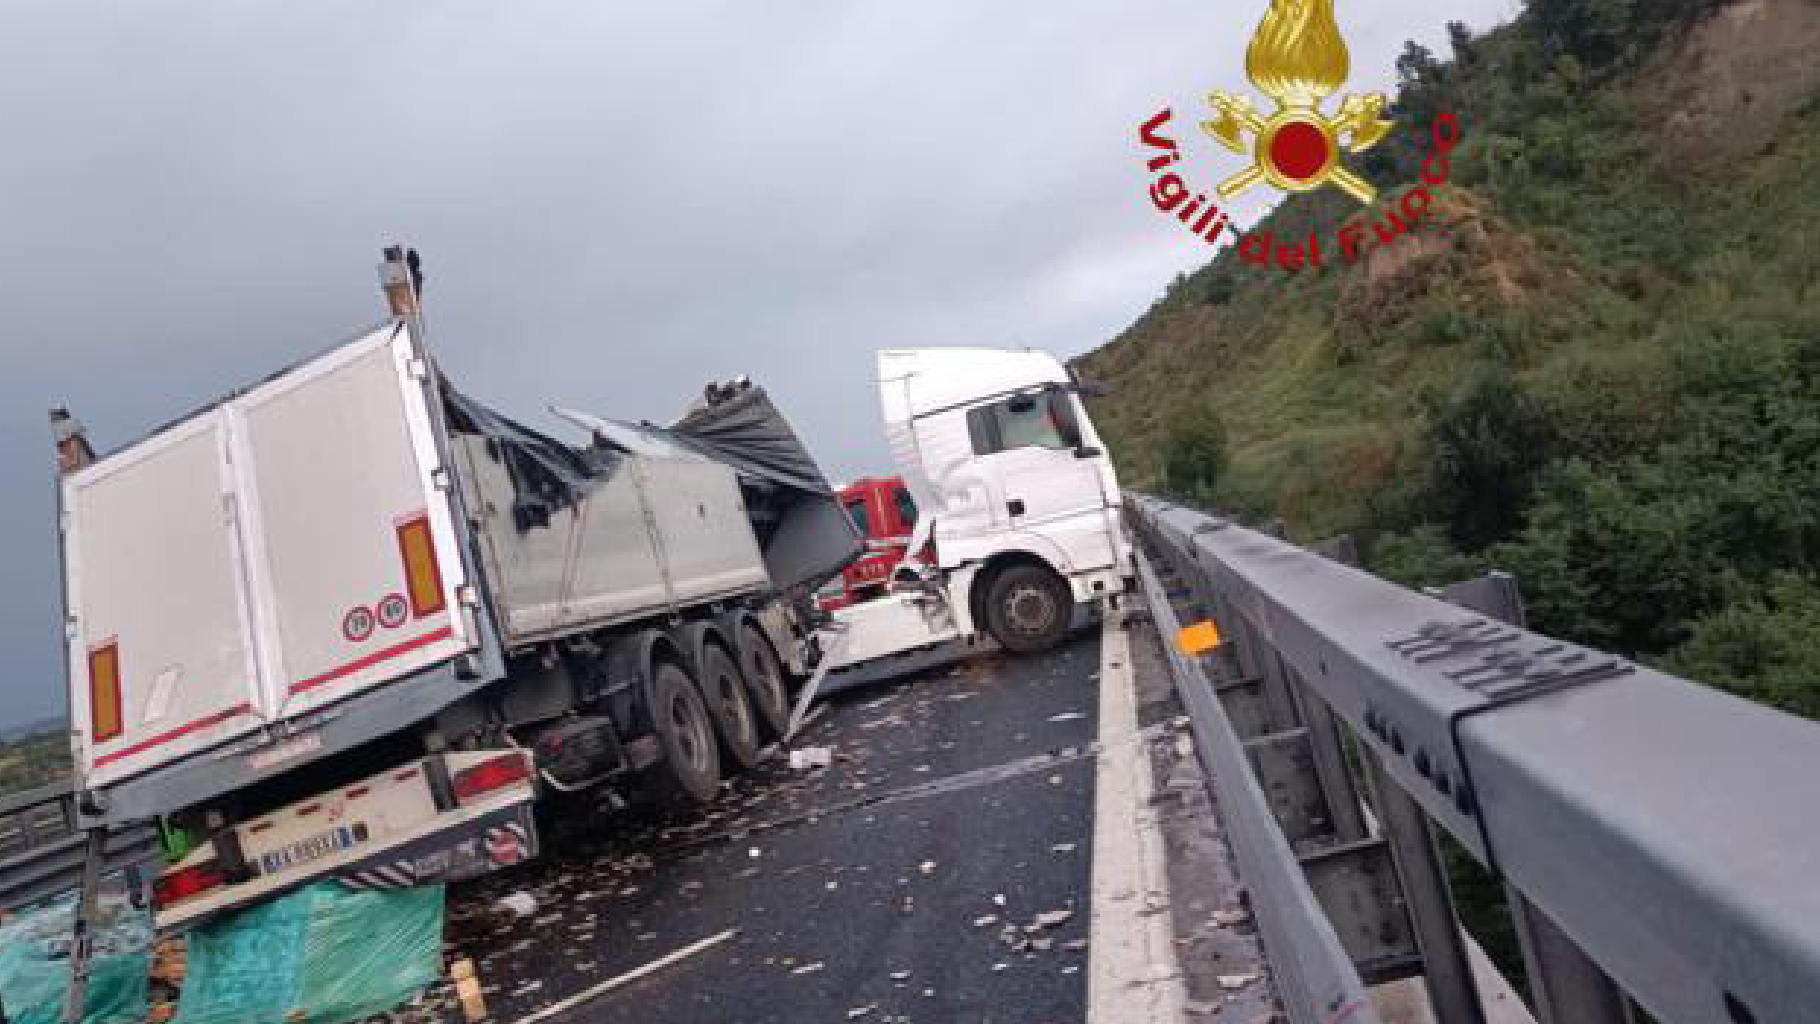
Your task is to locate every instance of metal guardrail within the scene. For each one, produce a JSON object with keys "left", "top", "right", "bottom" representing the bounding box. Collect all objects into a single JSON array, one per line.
[
  {"left": 1137, "top": 554, "right": 1381, "bottom": 1024},
  {"left": 0, "top": 782, "right": 158, "bottom": 914},
  {"left": 1126, "top": 491, "right": 1820, "bottom": 1024}
]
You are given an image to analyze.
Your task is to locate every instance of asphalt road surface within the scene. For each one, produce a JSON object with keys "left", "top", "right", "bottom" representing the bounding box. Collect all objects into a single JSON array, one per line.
[{"left": 382, "top": 613, "right": 1270, "bottom": 1024}]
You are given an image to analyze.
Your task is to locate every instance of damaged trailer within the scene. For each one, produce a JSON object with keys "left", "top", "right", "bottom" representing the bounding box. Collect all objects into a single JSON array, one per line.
[{"left": 56, "top": 248, "right": 861, "bottom": 934}]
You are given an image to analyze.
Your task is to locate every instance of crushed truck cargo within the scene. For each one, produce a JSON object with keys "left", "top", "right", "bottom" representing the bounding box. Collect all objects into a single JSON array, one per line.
[{"left": 51, "top": 246, "right": 1133, "bottom": 940}]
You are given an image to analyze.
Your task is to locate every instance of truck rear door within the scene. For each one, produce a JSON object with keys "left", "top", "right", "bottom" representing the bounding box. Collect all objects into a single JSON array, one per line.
[
  {"left": 64, "top": 415, "right": 267, "bottom": 785},
  {"left": 65, "top": 323, "right": 474, "bottom": 787},
  {"left": 230, "top": 326, "right": 472, "bottom": 721}
]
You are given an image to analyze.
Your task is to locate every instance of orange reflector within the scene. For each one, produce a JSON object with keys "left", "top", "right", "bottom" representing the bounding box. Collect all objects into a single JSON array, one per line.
[
  {"left": 396, "top": 513, "right": 446, "bottom": 618},
  {"left": 89, "top": 642, "right": 123, "bottom": 742},
  {"left": 1177, "top": 621, "right": 1223, "bottom": 656}
]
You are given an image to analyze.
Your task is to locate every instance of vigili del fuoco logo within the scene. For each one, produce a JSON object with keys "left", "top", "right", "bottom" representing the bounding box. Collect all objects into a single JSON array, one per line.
[{"left": 1138, "top": 0, "right": 1462, "bottom": 273}]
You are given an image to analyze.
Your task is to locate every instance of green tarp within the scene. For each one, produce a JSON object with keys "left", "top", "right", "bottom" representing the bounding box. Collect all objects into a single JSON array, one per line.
[
  {"left": 170, "top": 883, "right": 443, "bottom": 1024},
  {"left": 0, "top": 890, "right": 153, "bottom": 1024}
]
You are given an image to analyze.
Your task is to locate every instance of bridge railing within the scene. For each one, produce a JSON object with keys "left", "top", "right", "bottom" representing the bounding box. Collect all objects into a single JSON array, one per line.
[
  {"left": 1125, "top": 491, "right": 1820, "bottom": 1024},
  {"left": 0, "top": 781, "right": 157, "bottom": 914}
]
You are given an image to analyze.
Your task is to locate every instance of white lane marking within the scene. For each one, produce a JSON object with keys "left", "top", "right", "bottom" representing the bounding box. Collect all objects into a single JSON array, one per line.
[{"left": 1089, "top": 613, "right": 1186, "bottom": 1024}]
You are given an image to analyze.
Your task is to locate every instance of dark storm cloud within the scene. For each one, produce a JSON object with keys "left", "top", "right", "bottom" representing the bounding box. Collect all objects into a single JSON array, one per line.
[{"left": 0, "top": 1, "right": 1513, "bottom": 726}]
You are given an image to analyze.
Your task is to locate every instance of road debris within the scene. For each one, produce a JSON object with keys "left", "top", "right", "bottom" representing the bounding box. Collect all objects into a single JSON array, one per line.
[
  {"left": 1218, "top": 972, "right": 1261, "bottom": 991},
  {"left": 789, "top": 746, "right": 834, "bottom": 770}
]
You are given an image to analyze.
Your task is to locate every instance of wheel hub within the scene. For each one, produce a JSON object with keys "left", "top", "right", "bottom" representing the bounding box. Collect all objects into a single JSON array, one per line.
[{"left": 1006, "top": 585, "right": 1056, "bottom": 634}]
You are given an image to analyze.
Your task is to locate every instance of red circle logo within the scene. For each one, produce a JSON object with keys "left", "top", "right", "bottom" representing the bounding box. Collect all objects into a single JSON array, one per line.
[
  {"left": 377, "top": 593, "right": 410, "bottom": 629},
  {"left": 342, "top": 606, "right": 376, "bottom": 643},
  {"left": 1269, "top": 120, "right": 1330, "bottom": 182}
]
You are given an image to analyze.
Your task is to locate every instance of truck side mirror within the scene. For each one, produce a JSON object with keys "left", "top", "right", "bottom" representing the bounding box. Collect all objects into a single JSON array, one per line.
[{"left": 1074, "top": 446, "right": 1103, "bottom": 460}]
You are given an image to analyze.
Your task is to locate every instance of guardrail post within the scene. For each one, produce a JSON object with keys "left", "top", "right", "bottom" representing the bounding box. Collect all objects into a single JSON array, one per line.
[
  {"left": 1363, "top": 752, "right": 1488, "bottom": 1024},
  {"left": 1432, "top": 572, "right": 1633, "bottom": 1024},
  {"left": 1509, "top": 893, "right": 1633, "bottom": 1024}
]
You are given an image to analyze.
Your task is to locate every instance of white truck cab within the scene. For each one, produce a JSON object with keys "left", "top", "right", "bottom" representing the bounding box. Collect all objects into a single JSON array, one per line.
[{"left": 814, "top": 348, "right": 1130, "bottom": 683}]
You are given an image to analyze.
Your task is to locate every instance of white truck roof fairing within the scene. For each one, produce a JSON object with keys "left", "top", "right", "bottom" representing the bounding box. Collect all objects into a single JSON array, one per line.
[{"left": 877, "top": 347, "right": 1078, "bottom": 552}]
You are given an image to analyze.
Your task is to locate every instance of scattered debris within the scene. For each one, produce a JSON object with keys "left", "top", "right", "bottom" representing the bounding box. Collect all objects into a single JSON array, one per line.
[
  {"left": 494, "top": 892, "right": 537, "bottom": 918},
  {"left": 1218, "top": 972, "right": 1261, "bottom": 991},
  {"left": 789, "top": 746, "right": 834, "bottom": 770},
  {"left": 451, "top": 958, "right": 486, "bottom": 1023}
]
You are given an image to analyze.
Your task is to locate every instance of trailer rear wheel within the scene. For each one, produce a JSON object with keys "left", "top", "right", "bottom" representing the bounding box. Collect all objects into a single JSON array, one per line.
[
  {"left": 737, "top": 622, "right": 791, "bottom": 739},
  {"left": 648, "top": 661, "right": 722, "bottom": 805},
  {"left": 983, "top": 563, "right": 1073, "bottom": 654},
  {"left": 700, "top": 643, "right": 762, "bottom": 770}
]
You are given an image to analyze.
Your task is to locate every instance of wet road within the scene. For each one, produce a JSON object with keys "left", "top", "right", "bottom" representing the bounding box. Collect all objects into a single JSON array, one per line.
[
  {"left": 377, "top": 612, "right": 1271, "bottom": 1024},
  {"left": 437, "top": 631, "right": 1104, "bottom": 1024}
]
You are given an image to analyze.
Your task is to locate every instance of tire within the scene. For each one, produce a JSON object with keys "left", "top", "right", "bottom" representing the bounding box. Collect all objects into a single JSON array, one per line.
[
  {"left": 647, "top": 660, "right": 722, "bottom": 805},
  {"left": 699, "top": 643, "right": 762, "bottom": 770},
  {"left": 982, "top": 563, "right": 1074, "bottom": 654},
  {"left": 737, "top": 622, "right": 792, "bottom": 740}
]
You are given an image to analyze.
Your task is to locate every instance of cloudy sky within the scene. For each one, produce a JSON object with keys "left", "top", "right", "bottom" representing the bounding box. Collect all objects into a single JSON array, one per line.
[{"left": 0, "top": 1, "right": 1519, "bottom": 728}]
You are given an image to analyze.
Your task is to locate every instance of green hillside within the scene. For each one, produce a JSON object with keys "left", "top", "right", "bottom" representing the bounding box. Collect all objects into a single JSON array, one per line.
[{"left": 1080, "top": 0, "right": 1820, "bottom": 716}]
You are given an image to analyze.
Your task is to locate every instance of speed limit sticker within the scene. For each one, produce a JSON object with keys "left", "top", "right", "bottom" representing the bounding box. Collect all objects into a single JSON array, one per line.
[
  {"left": 376, "top": 593, "right": 409, "bottom": 629},
  {"left": 342, "top": 605, "right": 376, "bottom": 643}
]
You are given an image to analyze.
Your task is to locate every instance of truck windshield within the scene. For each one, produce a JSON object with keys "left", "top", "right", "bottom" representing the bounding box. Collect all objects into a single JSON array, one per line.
[{"left": 845, "top": 497, "right": 872, "bottom": 536}]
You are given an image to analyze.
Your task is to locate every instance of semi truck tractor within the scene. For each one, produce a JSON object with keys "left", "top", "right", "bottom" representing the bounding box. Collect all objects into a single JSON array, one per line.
[
  {"left": 56, "top": 249, "right": 860, "bottom": 931},
  {"left": 809, "top": 348, "right": 1133, "bottom": 690}
]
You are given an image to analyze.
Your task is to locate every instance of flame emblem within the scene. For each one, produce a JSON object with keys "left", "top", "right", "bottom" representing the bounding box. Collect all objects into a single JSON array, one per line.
[{"left": 1203, "top": 0, "right": 1392, "bottom": 203}]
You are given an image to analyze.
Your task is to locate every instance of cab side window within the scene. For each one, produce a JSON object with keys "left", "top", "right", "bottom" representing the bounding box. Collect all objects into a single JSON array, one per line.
[
  {"left": 892, "top": 487, "right": 918, "bottom": 530},
  {"left": 966, "top": 392, "right": 1082, "bottom": 456}
]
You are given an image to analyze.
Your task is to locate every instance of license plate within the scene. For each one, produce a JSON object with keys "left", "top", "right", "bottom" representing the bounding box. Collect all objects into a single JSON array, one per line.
[{"left": 258, "top": 825, "right": 358, "bottom": 876}]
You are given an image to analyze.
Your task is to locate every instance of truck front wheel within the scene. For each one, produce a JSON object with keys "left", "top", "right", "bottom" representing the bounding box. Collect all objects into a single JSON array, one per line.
[
  {"left": 983, "top": 563, "right": 1073, "bottom": 654},
  {"left": 648, "top": 661, "right": 722, "bottom": 805}
]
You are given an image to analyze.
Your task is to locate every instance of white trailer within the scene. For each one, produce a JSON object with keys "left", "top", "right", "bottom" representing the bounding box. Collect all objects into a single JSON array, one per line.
[{"left": 58, "top": 248, "right": 858, "bottom": 930}]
